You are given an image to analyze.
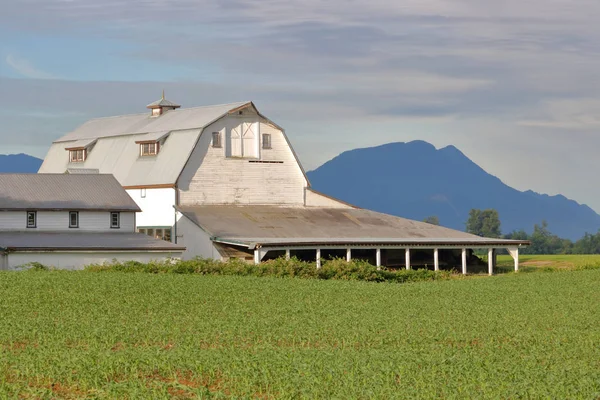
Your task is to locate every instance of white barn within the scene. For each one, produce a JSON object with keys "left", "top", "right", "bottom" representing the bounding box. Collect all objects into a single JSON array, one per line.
[
  {"left": 0, "top": 174, "right": 184, "bottom": 270},
  {"left": 39, "top": 96, "right": 528, "bottom": 274}
]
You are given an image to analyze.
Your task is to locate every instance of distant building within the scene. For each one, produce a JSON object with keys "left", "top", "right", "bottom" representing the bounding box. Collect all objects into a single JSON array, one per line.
[
  {"left": 0, "top": 174, "right": 184, "bottom": 270},
  {"left": 39, "top": 96, "right": 527, "bottom": 273}
]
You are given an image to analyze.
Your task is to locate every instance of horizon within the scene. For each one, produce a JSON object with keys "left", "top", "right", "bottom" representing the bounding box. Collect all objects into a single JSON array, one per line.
[{"left": 2, "top": 1, "right": 599, "bottom": 211}]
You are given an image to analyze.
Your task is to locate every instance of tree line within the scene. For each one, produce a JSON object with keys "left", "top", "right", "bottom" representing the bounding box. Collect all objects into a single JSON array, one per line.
[{"left": 423, "top": 209, "right": 600, "bottom": 254}]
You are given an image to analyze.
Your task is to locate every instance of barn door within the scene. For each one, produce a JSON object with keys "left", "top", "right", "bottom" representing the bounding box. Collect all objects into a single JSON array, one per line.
[
  {"left": 231, "top": 124, "right": 242, "bottom": 157},
  {"left": 242, "top": 122, "right": 256, "bottom": 158}
]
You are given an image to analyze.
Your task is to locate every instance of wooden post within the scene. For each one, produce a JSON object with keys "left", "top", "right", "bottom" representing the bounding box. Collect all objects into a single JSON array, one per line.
[
  {"left": 285, "top": 249, "right": 291, "bottom": 260},
  {"left": 254, "top": 249, "right": 260, "bottom": 265},
  {"left": 376, "top": 248, "right": 381, "bottom": 270},
  {"left": 405, "top": 248, "right": 411, "bottom": 270},
  {"left": 507, "top": 247, "right": 519, "bottom": 272},
  {"left": 488, "top": 248, "right": 493, "bottom": 276},
  {"left": 316, "top": 248, "right": 321, "bottom": 269},
  {"left": 434, "top": 248, "right": 439, "bottom": 271},
  {"left": 461, "top": 248, "right": 467, "bottom": 275},
  {"left": 346, "top": 248, "right": 351, "bottom": 262}
]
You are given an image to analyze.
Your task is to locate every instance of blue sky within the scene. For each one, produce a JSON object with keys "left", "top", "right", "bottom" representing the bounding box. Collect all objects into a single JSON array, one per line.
[{"left": 2, "top": 0, "right": 600, "bottom": 212}]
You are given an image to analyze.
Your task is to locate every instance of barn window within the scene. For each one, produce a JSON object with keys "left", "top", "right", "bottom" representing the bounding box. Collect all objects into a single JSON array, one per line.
[
  {"left": 140, "top": 142, "right": 159, "bottom": 156},
  {"left": 262, "top": 134, "right": 272, "bottom": 149},
  {"left": 212, "top": 132, "right": 222, "bottom": 148},
  {"left": 27, "top": 211, "right": 37, "bottom": 228},
  {"left": 69, "top": 149, "right": 86, "bottom": 163},
  {"left": 110, "top": 212, "right": 120, "bottom": 229},
  {"left": 69, "top": 211, "right": 79, "bottom": 228},
  {"left": 230, "top": 122, "right": 257, "bottom": 158}
]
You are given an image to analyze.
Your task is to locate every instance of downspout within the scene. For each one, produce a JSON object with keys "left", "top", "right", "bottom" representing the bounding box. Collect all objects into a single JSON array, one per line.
[{"left": 173, "top": 185, "right": 179, "bottom": 244}]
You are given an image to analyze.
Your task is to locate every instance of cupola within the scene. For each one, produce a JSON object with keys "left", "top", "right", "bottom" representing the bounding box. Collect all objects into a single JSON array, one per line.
[{"left": 146, "top": 91, "right": 181, "bottom": 117}]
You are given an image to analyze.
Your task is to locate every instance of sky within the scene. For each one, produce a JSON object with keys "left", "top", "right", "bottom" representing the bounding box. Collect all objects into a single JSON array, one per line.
[{"left": 1, "top": 0, "right": 600, "bottom": 211}]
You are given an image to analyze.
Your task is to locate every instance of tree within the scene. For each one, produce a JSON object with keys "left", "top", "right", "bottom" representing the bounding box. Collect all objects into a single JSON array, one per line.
[
  {"left": 423, "top": 216, "right": 440, "bottom": 225},
  {"left": 465, "top": 208, "right": 501, "bottom": 238}
]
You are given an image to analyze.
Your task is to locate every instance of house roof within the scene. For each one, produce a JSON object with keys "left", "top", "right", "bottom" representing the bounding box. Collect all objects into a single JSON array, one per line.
[
  {"left": 0, "top": 174, "right": 141, "bottom": 211},
  {"left": 0, "top": 231, "right": 185, "bottom": 251},
  {"left": 177, "top": 205, "right": 530, "bottom": 249}
]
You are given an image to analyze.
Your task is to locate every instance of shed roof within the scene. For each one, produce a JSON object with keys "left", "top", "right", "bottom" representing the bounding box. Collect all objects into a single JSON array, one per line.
[
  {"left": 177, "top": 205, "right": 530, "bottom": 249},
  {"left": 0, "top": 231, "right": 185, "bottom": 251},
  {"left": 0, "top": 174, "right": 141, "bottom": 211}
]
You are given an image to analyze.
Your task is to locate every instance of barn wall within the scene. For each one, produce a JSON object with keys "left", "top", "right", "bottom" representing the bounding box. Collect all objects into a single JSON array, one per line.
[
  {"left": 177, "top": 115, "right": 307, "bottom": 206},
  {"left": 0, "top": 211, "right": 135, "bottom": 232},
  {"left": 0, "top": 253, "right": 7, "bottom": 271},
  {"left": 7, "top": 251, "right": 182, "bottom": 270},
  {"left": 304, "top": 189, "right": 354, "bottom": 208},
  {"left": 175, "top": 213, "right": 223, "bottom": 260},
  {"left": 127, "top": 188, "right": 176, "bottom": 230}
]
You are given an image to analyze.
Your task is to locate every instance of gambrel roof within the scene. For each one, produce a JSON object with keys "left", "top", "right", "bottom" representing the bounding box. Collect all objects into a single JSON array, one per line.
[
  {"left": 39, "top": 101, "right": 280, "bottom": 187},
  {"left": 0, "top": 174, "right": 141, "bottom": 211}
]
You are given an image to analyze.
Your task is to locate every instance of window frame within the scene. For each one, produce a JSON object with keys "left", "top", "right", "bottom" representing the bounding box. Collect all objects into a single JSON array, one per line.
[
  {"left": 69, "top": 149, "right": 86, "bottom": 163},
  {"left": 69, "top": 211, "right": 79, "bottom": 228},
  {"left": 262, "top": 133, "right": 272, "bottom": 149},
  {"left": 110, "top": 212, "right": 120, "bottom": 229},
  {"left": 26, "top": 211, "right": 37, "bottom": 228},
  {"left": 140, "top": 142, "right": 159, "bottom": 157},
  {"left": 212, "top": 132, "right": 222, "bottom": 148}
]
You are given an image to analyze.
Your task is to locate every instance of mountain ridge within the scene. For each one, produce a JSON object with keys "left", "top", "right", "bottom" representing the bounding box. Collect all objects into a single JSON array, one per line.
[
  {"left": 0, "top": 154, "right": 43, "bottom": 173},
  {"left": 307, "top": 140, "right": 599, "bottom": 240}
]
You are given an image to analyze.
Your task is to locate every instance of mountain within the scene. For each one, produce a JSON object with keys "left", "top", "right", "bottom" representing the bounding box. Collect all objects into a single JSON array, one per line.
[
  {"left": 307, "top": 141, "right": 600, "bottom": 241},
  {"left": 0, "top": 154, "right": 43, "bottom": 173}
]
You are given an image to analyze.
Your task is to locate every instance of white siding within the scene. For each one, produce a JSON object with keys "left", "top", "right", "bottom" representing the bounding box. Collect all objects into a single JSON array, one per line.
[
  {"left": 7, "top": 251, "right": 182, "bottom": 270},
  {"left": 305, "top": 189, "right": 354, "bottom": 208},
  {"left": 176, "top": 213, "right": 223, "bottom": 260},
  {"left": 178, "top": 116, "right": 308, "bottom": 206},
  {"left": 127, "top": 188, "right": 176, "bottom": 229},
  {"left": 0, "top": 211, "right": 135, "bottom": 232}
]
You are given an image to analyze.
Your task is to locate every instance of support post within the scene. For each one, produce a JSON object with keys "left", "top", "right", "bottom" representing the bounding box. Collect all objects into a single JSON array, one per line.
[
  {"left": 376, "top": 248, "right": 381, "bottom": 270},
  {"left": 254, "top": 249, "right": 260, "bottom": 265},
  {"left": 405, "top": 248, "right": 411, "bottom": 270},
  {"left": 507, "top": 247, "right": 519, "bottom": 272},
  {"left": 461, "top": 248, "right": 467, "bottom": 275},
  {"left": 488, "top": 248, "right": 494, "bottom": 276},
  {"left": 316, "top": 248, "right": 321, "bottom": 269},
  {"left": 346, "top": 248, "right": 351, "bottom": 262},
  {"left": 285, "top": 249, "right": 291, "bottom": 260},
  {"left": 434, "top": 248, "right": 439, "bottom": 271}
]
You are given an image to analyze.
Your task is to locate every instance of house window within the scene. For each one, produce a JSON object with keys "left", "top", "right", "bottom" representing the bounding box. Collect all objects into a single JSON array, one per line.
[
  {"left": 27, "top": 211, "right": 37, "bottom": 228},
  {"left": 138, "top": 227, "right": 172, "bottom": 242},
  {"left": 69, "top": 149, "right": 86, "bottom": 163},
  {"left": 212, "top": 132, "right": 222, "bottom": 148},
  {"left": 110, "top": 212, "right": 120, "bottom": 229},
  {"left": 69, "top": 211, "right": 79, "bottom": 228},
  {"left": 140, "top": 142, "right": 159, "bottom": 156},
  {"left": 262, "top": 134, "right": 272, "bottom": 149}
]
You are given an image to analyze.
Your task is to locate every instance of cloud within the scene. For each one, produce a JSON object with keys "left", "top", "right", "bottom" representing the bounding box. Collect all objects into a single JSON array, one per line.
[{"left": 6, "top": 54, "right": 56, "bottom": 80}]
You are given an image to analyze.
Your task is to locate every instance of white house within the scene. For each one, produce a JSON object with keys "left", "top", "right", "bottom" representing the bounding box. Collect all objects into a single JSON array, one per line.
[
  {"left": 39, "top": 96, "right": 528, "bottom": 274},
  {"left": 0, "top": 174, "right": 184, "bottom": 270}
]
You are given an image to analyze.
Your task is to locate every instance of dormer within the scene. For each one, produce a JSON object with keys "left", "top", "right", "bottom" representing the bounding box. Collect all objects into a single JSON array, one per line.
[
  {"left": 65, "top": 139, "right": 97, "bottom": 163},
  {"left": 135, "top": 131, "right": 170, "bottom": 157},
  {"left": 146, "top": 91, "right": 181, "bottom": 117}
]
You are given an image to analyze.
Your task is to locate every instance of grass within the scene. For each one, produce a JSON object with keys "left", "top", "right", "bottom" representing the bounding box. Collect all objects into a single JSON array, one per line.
[
  {"left": 496, "top": 254, "right": 600, "bottom": 272},
  {"left": 1, "top": 268, "right": 600, "bottom": 398}
]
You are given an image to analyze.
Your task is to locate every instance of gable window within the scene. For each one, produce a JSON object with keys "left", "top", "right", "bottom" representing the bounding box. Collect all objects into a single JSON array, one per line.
[
  {"left": 212, "top": 132, "right": 222, "bottom": 148},
  {"left": 69, "top": 149, "right": 86, "bottom": 163},
  {"left": 69, "top": 211, "right": 79, "bottom": 228},
  {"left": 262, "top": 134, "right": 272, "bottom": 149},
  {"left": 140, "top": 142, "right": 159, "bottom": 156},
  {"left": 27, "top": 211, "right": 37, "bottom": 228},
  {"left": 110, "top": 212, "right": 120, "bottom": 229}
]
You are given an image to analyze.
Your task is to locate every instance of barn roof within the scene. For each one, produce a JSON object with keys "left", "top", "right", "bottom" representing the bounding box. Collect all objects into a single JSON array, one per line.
[
  {"left": 177, "top": 205, "right": 530, "bottom": 249},
  {"left": 0, "top": 174, "right": 141, "bottom": 211},
  {"left": 0, "top": 231, "right": 185, "bottom": 251}
]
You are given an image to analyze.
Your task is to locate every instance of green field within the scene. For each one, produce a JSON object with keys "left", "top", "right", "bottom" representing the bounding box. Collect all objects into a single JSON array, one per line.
[
  {"left": 1, "top": 265, "right": 600, "bottom": 399},
  {"left": 496, "top": 253, "right": 600, "bottom": 272}
]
